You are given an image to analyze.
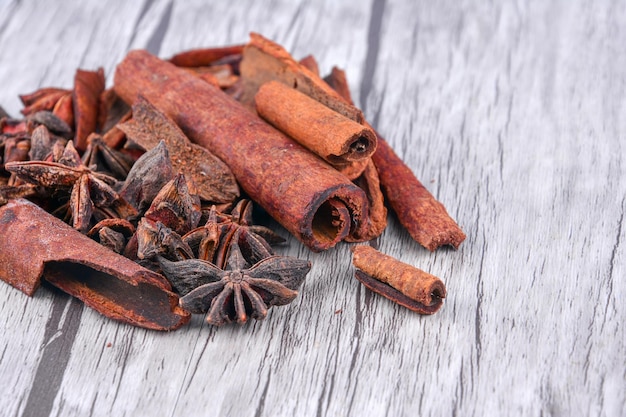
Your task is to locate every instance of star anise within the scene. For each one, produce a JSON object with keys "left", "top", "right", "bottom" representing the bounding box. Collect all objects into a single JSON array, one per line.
[
  {"left": 0, "top": 183, "right": 36, "bottom": 206},
  {"left": 183, "top": 199, "right": 285, "bottom": 268},
  {"left": 81, "top": 133, "right": 134, "bottom": 180},
  {"left": 5, "top": 141, "right": 136, "bottom": 232},
  {"left": 158, "top": 233, "right": 310, "bottom": 326}
]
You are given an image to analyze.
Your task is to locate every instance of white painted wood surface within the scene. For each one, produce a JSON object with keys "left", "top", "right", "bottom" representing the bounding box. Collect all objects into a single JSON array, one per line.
[{"left": 1, "top": 0, "right": 624, "bottom": 416}]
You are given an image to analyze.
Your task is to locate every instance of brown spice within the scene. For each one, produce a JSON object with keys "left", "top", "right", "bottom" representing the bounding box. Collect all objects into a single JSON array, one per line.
[
  {"left": 73, "top": 68, "right": 105, "bottom": 151},
  {"left": 238, "top": 33, "right": 364, "bottom": 124},
  {"left": 0, "top": 199, "right": 190, "bottom": 330},
  {"left": 255, "top": 81, "right": 377, "bottom": 167},
  {"left": 52, "top": 92, "right": 74, "bottom": 128},
  {"left": 159, "top": 233, "right": 310, "bottom": 326},
  {"left": 323, "top": 67, "right": 354, "bottom": 106},
  {"left": 20, "top": 88, "right": 70, "bottom": 115},
  {"left": 168, "top": 44, "right": 244, "bottom": 67},
  {"left": 118, "top": 97, "right": 240, "bottom": 204},
  {"left": 298, "top": 55, "right": 320, "bottom": 75},
  {"left": 114, "top": 50, "right": 370, "bottom": 251},
  {"left": 372, "top": 137, "right": 466, "bottom": 251},
  {"left": 346, "top": 160, "right": 387, "bottom": 241},
  {"left": 351, "top": 245, "right": 446, "bottom": 314},
  {"left": 322, "top": 63, "right": 465, "bottom": 251}
]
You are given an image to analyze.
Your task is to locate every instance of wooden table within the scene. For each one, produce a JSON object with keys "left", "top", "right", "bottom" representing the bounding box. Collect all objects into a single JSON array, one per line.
[{"left": 1, "top": 1, "right": 624, "bottom": 416}]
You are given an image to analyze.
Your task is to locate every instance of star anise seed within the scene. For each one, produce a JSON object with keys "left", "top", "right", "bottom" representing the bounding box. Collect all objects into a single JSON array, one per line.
[{"left": 158, "top": 236, "right": 310, "bottom": 326}]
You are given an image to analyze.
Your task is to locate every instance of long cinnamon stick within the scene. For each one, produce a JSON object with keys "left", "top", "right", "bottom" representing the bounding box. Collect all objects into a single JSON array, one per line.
[
  {"left": 322, "top": 65, "right": 466, "bottom": 251},
  {"left": 114, "top": 50, "right": 370, "bottom": 251},
  {"left": 372, "top": 137, "right": 466, "bottom": 251},
  {"left": 0, "top": 199, "right": 190, "bottom": 330},
  {"left": 255, "top": 81, "right": 377, "bottom": 166}
]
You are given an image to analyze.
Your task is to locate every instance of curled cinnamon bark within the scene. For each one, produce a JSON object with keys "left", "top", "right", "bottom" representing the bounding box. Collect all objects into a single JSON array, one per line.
[
  {"left": 168, "top": 44, "right": 244, "bottom": 67},
  {"left": 372, "top": 137, "right": 466, "bottom": 251},
  {"left": 255, "top": 81, "right": 377, "bottom": 167},
  {"left": 114, "top": 50, "right": 369, "bottom": 251},
  {"left": 0, "top": 199, "right": 190, "bottom": 330},
  {"left": 73, "top": 68, "right": 105, "bottom": 151},
  {"left": 239, "top": 33, "right": 364, "bottom": 123},
  {"left": 322, "top": 64, "right": 465, "bottom": 251},
  {"left": 351, "top": 245, "right": 446, "bottom": 314}
]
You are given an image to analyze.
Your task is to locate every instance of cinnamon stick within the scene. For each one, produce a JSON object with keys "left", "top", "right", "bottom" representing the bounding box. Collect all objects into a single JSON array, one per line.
[
  {"left": 372, "top": 137, "right": 466, "bottom": 251},
  {"left": 322, "top": 65, "right": 466, "bottom": 251},
  {"left": 238, "top": 33, "right": 364, "bottom": 124},
  {"left": 351, "top": 245, "right": 446, "bottom": 314},
  {"left": 346, "top": 160, "right": 387, "bottom": 241},
  {"left": 0, "top": 199, "right": 190, "bottom": 330},
  {"left": 114, "top": 50, "right": 370, "bottom": 251},
  {"left": 255, "top": 81, "right": 377, "bottom": 166}
]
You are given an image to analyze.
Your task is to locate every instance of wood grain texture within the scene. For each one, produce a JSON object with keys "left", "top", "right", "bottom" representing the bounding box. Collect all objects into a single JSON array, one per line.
[{"left": 1, "top": 0, "right": 624, "bottom": 416}]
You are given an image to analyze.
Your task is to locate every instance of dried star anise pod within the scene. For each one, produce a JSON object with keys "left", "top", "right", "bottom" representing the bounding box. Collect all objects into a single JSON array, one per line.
[
  {"left": 87, "top": 218, "right": 135, "bottom": 254},
  {"left": 5, "top": 141, "right": 136, "bottom": 232},
  {"left": 117, "top": 96, "right": 239, "bottom": 204},
  {"left": 136, "top": 218, "right": 194, "bottom": 261},
  {"left": 26, "top": 111, "right": 72, "bottom": 138},
  {"left": 158, "top": 233, "right": 311, "bottom": 326},
  {"left": 127, "top": 172, "right": 200, "bottom": 263},
  {"left": 183, "top": 199, "right": 285, "bottom": 268},
  {"left": 119, "top": 140, "right": 175, "bottom": 216},
  {"left": 81, "top": 133, "right": 134, "bottom": 180},
  {"left": 2, "top": 133, "right": 30, "bottom": 165},
  {"left": 143, "top": 172, "right": 201, "bottom": 235},
  {"left": 0, "top": 183, "right": 37, "bottom": 206}
]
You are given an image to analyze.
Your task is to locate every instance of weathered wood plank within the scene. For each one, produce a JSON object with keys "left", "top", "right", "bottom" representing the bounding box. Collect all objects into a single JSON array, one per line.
[{"left": 0, "top": 0, "right": 624, "bottom": 416}]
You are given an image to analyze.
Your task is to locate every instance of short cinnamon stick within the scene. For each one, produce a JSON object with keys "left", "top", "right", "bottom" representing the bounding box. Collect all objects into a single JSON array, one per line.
[
  {"left": 255, "top": 81, "right": 377, "bottom": 165},
  {"left": 0, "top": 199, "right": 190, "bottom": 330},
  {"left": 351, "top": 245, "right": 446, "bottom": 314},
  {"left": 114, "top": 50, "right": 370, "bottom": 251},
  {"left": 238, "top": 33, "right": 364, "bottom": 123}
]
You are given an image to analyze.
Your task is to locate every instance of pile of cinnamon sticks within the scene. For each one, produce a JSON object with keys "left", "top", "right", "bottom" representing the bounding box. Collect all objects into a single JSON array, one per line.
[{"left": 0, "top": 33, "right": 465, "bottom": 330}]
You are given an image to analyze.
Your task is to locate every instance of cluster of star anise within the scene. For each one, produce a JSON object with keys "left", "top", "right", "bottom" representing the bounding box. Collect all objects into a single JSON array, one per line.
[{"left": 1, "top": 86, "right": 310, "bottom": 326}]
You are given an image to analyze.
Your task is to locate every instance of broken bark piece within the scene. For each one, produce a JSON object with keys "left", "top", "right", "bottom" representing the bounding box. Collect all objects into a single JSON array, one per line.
[
  {"left": 346, "top": 160, "right": 387, "bottom": 241},
  {"left": 168, "top": 44, "right": 244, "bottom": 67},
  {"left": 323, "top": 67, "right": 354, "bottom": 106},
  {"left": 298, "top": 55, "right": 319, "bottom": 75},
  {"left": 98, "top": 88, "right": 131, "bottom": 134},
  {"left": 255, "top": 81, "right": 377, "bottom": 166},
  {"left": 0, "top": 199, "right": 190, "bottom": 330},
  {"left": 20, "top": 88, "right": 70, "bottom": 115},
  {"left": 73, "top": 68, "right": 105, "bottom": 151},
  {"left": 351, "top": 245, "right": 446, "bottom": 314},
  {"left": 114, "top": 50, "right": 369, "bottom": 251},
  {"left": 52, "top": 92, "right": 74, "bottom": 129},
  {"left": 118, "top": 97, "right": 240, "bottom": 204},
  {"left": 372, "top": 137, "right": 466, "bottom": 251}
]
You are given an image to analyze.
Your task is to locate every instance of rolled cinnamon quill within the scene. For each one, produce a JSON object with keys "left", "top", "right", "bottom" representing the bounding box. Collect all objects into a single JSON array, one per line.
[
  {"left": 351, "top": 245, "right": 446, "bottom": 314},
  {"left": 372, "top": 137, "right": 466, "bottom": 251},
  {"left": 255, "top": 81, "right": 377, "bottom": 166},
  {"left": 114, "top": 50, "right": 369, "bottom": 251},
  {"left": 0, "top": 199, "right": 190, "bottom": 330}
]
